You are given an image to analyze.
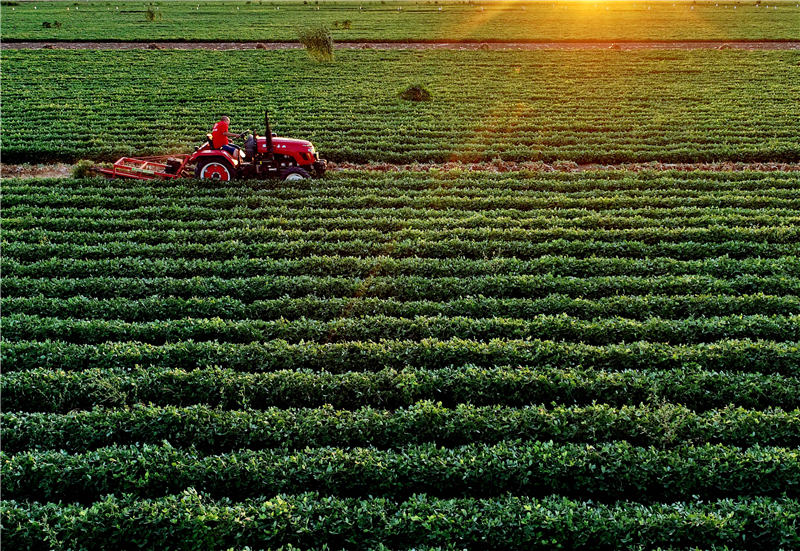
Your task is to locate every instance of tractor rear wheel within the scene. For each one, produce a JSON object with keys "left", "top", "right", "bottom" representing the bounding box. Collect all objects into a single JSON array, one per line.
[
  {"left": 196, "top": 158, "right": 237, "bottom": 181},
  {"left": 281, "top": 167, "right": 311, "bottom": 181}
]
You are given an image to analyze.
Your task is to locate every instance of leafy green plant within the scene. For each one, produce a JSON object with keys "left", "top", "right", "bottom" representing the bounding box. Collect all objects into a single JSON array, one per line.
[{"left": 71, "top": 160, "right": 95, "bottom": 179}]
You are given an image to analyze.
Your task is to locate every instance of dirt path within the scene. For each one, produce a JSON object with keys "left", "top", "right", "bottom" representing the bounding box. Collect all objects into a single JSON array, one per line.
[
  {"left": 3, "top": 41, "right": 800, "bottom": 51},
  {"left": 3, "top": 161, "right": 799, "bottom": 180}
]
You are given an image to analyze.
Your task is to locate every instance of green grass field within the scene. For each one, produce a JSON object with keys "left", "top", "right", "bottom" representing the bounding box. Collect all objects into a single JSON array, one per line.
[
  {"left": 2, "top": 48, "right": 799, "bottom": 164},
  {"left": 3, "top": 0, "right": 800, "bottom": 42}
]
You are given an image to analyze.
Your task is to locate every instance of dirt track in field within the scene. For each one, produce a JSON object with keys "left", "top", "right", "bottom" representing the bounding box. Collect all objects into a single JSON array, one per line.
[
  {"left": 3, "top": 161, "right": 799, "bottom": 180},
  {"left": 3, "top": 41, "right": 800, "bottom": 51}
]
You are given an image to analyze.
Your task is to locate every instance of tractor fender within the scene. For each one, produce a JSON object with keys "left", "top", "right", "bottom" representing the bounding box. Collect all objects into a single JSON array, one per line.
[{"left": 189, "top": 149, "right": 239, "bottom": 167}]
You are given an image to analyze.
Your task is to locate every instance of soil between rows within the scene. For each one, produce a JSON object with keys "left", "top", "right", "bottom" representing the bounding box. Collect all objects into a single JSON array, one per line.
[
  {"left": 3, "top": 161, "right": 799, "bottom": 180},
  {"left": 3, "top": 41, "right": 800, "bottom": 51}
]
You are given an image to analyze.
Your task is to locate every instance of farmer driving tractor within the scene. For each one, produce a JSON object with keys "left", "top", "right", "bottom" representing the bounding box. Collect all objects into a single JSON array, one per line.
[
  {"left": 211, "top": 116, "right": 246, "bottom": 157},
  {"left": 91, "top": 111, "right": 326, "bottom": 181}
]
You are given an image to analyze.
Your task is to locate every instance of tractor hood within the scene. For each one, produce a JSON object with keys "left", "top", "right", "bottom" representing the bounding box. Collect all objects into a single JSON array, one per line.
[{"left": 257, "top": 136, "right": 315, "bottom": 155}]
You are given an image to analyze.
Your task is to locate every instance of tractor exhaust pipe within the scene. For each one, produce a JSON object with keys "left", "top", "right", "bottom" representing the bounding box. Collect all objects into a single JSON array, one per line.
[{"left": 265, "top": 111, "right": 273, "bottom": 155}]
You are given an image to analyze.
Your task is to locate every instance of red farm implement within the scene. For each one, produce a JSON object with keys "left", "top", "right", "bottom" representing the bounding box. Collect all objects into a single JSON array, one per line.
[
  {"left": 92, "top": 113, "right": 326, "bottom": 182},
  {"left": 92, "top": 155, "right": 193, "bottom": 180}
]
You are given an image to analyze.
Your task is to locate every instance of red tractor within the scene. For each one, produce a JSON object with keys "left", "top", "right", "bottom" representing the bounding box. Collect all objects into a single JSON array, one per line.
[{"left": 93, "top": 112, "right": 326, "bottom": 181}]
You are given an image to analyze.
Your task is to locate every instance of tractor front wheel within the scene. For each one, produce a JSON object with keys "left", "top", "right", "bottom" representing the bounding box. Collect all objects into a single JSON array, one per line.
[
  {"left": 281, "top": 167, "right": 311, "bottom": 181},
  {"left": 196, "top": 158, "right": 237, "bottom": 181}
]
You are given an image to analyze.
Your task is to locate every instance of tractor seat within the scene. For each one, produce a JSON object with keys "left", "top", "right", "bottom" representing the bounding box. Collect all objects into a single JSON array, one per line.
[{"left": 206, "top": 133, "right": 216, "bottom": 149}]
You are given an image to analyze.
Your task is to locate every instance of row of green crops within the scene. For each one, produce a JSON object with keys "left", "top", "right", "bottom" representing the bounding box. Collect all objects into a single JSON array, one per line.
[
  {"left": 4, "top": 254, "right": 798, "bottom": 278},
  {"left": 5, "top": 493, "right": 797, "bottom": 550},
  {"left": 6, "top": 337, "right": 800, "bottom": 375},
  {"left": 6, "top": 294, "right": 800, "bottom": 321},
  {"left": 5, "top": 312, "right": 800, "bottom": 345},
  {"left": 6, "top": 365, "right": 800, "bottom": 412},
  {"left": 3, "top": 1, "right": 799, "bottom": 42},
  {"left": 3, "top": 171, "right": 799, "bottom": 548},
  {"left": 2, "top": 49, "right": 799, "bottom": 164},
  {"left": 4, "top": 402, "right": 799, "bottom": 453},
  {"left": 5, "top": 441, "right": 799, "bottom": 502}
]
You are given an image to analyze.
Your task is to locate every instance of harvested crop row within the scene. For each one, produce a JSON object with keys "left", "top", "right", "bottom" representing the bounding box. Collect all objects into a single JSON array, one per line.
[
  {"left": 4, "top": 403, "right": 798, "bottom": 454},
  {"left": 4, "top": 365, "right": 798, "bottom": 413}
]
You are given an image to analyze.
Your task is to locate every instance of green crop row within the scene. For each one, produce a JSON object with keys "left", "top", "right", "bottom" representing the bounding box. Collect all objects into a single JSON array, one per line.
[
  {"left": 4, "top": 254, "right": 798, "bottom": 279},
  {"left": 6, "top": 336, "right": 800, "bottom": 376},
  {"left": 8, "top": 206, "right": 800, "bottom": 241},
  {"left": 4, "top": 402, "right": 798, "bottom": 454},
  {"left": 6, "top": 293, "right": 799, "bottom": 323},
  {"left": 6, "top": 224, "right": 799, "bottom": 248},
  {"left": 6, "top": 177, "right": 798, "bottom": 200},
  {"left": 6, "top": 313, "right": 800, "bottom": 347},
  {"left": 6, "top": 239, "right": 798, "bottom": 262},
  {"left": 6, "top": 169, "right": 799, "bottom": 192},
  {"left": 7, "top": 202, "right": 800, "bottom": 229},
  {"left": 7, "top": 209, "right": 800, "bottom": 236},
  {"left": 5, "top": 441, "right": 799, "bottom": 503},
  {"left": 5, "top": 274, "right": 798, "bottom": 302},
  {"left": 3, "top": 492, "right": 798, "bottom": 550},
  {"left": 4, "top": 365, "right": 798, "bottom": 413},
  {"left": 5, "top": 186, "right": 799, "bottom": 211}
]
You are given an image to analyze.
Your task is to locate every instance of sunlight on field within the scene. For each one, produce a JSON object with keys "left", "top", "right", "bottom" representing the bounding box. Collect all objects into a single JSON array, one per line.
[{"left": 1, "top": 1, "right": 798, "bottom": 41}]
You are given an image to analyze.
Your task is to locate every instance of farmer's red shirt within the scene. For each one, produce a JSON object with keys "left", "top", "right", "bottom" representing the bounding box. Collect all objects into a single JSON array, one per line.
[{"left": 211, "top": 119, "right": 229, "bottom": 149}]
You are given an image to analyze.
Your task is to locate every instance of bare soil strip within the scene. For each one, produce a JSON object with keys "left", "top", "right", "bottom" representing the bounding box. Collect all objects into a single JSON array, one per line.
[
  {"left": 3, "top": 161, "right": 798, "bottom": 180},
  {"left": 3, "top": 41, "right": 800, "bottom": 51}
]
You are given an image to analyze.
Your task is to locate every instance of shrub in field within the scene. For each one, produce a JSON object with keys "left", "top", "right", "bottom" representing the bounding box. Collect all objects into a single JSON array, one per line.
[
  {"left": 399, "top": 84, "right": 432, "bottom": 102},
  {"left": 71, "top": 160, "right": 95, "bottom": 179},
  {"left": 297, "top": 25, "right": 334, "bottom": 62},
  {"left": 144, "top": 6, "right": 162, "bottom": 23}
]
